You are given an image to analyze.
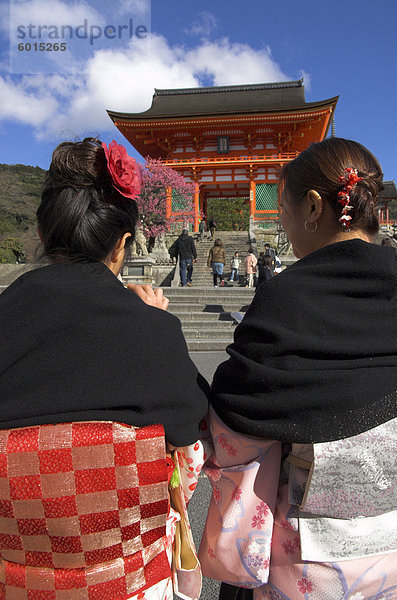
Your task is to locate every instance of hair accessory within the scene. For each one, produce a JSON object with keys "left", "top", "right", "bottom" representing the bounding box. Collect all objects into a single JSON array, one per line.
[
  {"left": 304, "top": 220, "right": 317, "bottom": 233},
  {"left": 337, "top": 168, "right": 362, "bottom": 229},
  {"left": 102, "top": 140, "right": 142, "bottom": 200}
]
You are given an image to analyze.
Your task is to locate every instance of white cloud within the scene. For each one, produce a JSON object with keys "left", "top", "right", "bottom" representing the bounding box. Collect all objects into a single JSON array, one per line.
[
  {"left": 10, "top": 0, "right": 104, "bottom": 29},
  {"left": 184, "top": 39, "right": 287, "bottom": 86},
  {"left": 0, "top": 76, "right": 58, "bottom": 126},
  {"left": 0, "top": 34, "right": 295, "bottom": 140},
  {"left": 185, "top": 11, "right": 218, "bottom": 38}
]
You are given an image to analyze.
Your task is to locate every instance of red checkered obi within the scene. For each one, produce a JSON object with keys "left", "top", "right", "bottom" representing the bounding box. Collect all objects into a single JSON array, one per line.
[{"left": 0, "top": 421, "right": 171, "bottom": 599}]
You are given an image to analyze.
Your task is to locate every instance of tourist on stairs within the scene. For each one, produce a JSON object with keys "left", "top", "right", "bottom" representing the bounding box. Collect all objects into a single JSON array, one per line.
[
  {"left": 199, "top": 216, "right": 207, "bottom": 241},
  {"left": 169, "top": 228, "right": 197, "bottom": 287},
  {"left": 256, "top": 252, "right": 273, "bottom": 287},
  {"left": 208, "top": 217, "right": 217, "bottom": 239},
  {"left": 207, "top": 238, "right": 226, "bottom": 287},
  {"left": 244, "top": 247, "right": 257, "bottom": 287},
  {"left": 229, "top": 251, "right": 241, "bottom": 283}
]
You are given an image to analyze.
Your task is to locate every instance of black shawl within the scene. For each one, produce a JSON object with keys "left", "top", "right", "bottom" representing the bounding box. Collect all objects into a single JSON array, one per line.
[
  {"left": 0, "top": 261, "right": 208, "bottom": 446},
  {"left": 211, "top": 240, "right": 397, "bottom": 443}
]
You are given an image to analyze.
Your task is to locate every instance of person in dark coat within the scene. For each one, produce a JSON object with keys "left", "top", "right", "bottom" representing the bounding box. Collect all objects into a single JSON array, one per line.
[
  {"left": 256, "top": 253, "right": 273, "bottom": 286},
  {"left": 199, "top": 217, "right": 207, "bottom": 241},
  {"left": 208, "top": 217, "right": 217, "bottom": 239},
  {"left": 169, "top": 228, "right": 198, "bottom": 286},
  {"left": 264, "top": 242, "right": 276, "bottom": 273}
]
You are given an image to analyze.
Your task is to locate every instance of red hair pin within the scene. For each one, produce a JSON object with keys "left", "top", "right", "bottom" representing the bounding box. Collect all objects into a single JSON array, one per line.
[{"left": 337, "top": 168, "right": 362, "bottom": 229}]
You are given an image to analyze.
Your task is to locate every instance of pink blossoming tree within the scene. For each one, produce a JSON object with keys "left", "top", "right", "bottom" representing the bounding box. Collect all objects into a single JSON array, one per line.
[{"left": 136, "top": 158, "right": 197, "bottom": 239}]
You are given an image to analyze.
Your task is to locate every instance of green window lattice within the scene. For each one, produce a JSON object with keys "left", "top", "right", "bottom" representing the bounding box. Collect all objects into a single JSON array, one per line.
[
  {"left": 255, "top": 184, "right": 278, "bottom": 211},
  {"left": 171, "top": 190, "right": 192, "bottom": 211}
]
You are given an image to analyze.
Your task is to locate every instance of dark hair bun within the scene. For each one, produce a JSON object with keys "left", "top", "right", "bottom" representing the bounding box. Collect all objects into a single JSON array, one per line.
[
  {"left": 37, "top": 138, "right": 138, "bottom": 262},
  {"left": 48, "top": 138, "right": 111, "bottom": 191}
]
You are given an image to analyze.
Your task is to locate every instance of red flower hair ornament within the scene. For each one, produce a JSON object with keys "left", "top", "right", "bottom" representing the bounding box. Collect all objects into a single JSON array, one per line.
[
  {"left": 337, "top": 167, "right": 362, "bottom": 229},
  {"left": 102, "top": 140, "right": 142, "bottom": 200}
]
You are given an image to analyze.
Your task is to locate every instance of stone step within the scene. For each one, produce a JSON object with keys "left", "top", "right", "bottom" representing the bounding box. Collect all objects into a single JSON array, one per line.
[
  {"left": 191, "top": 269, "right": 245, "bottom": 273},
  {"left": 189, "top": 278, "right": 246, "bottom": 282},
  {"left": 165, "top": 287, "right": 254, "bottom": 295},
  {"left": 181, "top": 320, "right": 236, "bottom": 329},
  {"left": 168, "top": 295, "right": 252, "bottom": 304},
  {"left": 190, "top": 279, "right": 243, "bottom": 284},
  {"left": 182, "top": 328, "right": 235, "bottom": 339},
  {"left": 172, "top": 311, "right": 236, "bottom": 321},
  {"left": 190, "top": 281, "right": 248, "bottom": 286},
  {"left": 166, "top": 289, "right": 254, "bottom": 297},
  {"left": 170, "top": 303, "right": 250, "bottom": 312},
  {"left": 192, "top": 272, "right": 246, "bottom": 277},
  {"left": 163, "top": 235, "right": 251, "bottom": 351},
  {"left": 185, "top": 339, "right": 233, "bottom": 351}
]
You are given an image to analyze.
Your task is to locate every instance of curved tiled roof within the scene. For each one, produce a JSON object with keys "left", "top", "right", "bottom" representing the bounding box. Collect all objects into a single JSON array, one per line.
[{"left": 108, "top": 79, "right": 338, "bottom": 120}]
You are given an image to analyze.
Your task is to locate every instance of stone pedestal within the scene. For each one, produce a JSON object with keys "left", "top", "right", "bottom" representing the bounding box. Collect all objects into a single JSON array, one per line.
[{"left": 122, "top": 256, "right": 156, "bottom": 285}]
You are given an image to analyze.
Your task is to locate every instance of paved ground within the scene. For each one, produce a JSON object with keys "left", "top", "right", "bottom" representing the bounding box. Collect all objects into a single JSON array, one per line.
[
  {"left": 189, "top": 350, "right": 228, "bottom": 383},
  {"left": 173, "top": 352, "right": 228, "bottom": 599}
]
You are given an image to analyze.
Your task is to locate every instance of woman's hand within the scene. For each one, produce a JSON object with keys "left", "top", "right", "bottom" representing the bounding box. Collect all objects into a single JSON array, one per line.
[{"left": 126, "top": 284, "right": 169, "bottom": 311}]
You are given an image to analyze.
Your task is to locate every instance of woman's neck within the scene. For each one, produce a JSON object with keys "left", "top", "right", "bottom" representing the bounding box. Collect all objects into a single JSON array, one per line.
[{"left": 319, "top": 229, "right": 374, "bottom": 250}]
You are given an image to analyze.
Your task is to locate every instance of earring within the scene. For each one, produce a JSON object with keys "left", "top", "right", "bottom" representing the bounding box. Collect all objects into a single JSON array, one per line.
[{"left": 304, "top": 220, "right": 318, "bottom": 232}]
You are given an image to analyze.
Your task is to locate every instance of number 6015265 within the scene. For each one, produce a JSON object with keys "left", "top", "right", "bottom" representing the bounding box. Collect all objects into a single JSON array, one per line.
[{"left": 18, "top": 42, "right": 67, "bottom": 51}]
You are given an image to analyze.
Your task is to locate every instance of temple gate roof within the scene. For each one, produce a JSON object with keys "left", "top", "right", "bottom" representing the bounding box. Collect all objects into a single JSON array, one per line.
[{"left": 107, "top": 79, "right": 338, "bottom": 120}]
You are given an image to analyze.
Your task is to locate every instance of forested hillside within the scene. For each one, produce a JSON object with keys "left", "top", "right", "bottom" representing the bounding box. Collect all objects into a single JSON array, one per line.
[{"left": 0, "top": 164, "right": 46, "bottom": 262}]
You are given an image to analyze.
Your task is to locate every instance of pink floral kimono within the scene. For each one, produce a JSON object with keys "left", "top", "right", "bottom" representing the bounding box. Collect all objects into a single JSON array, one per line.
[{"left": 199, "top": 408, "right": 397, "bottom": 600}]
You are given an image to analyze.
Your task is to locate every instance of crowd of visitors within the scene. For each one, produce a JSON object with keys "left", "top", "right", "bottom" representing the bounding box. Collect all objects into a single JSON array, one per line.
[
  {"left": 0, "top": 136, "right": 396, "bottom": 600},
  {"left": 172, "top": 215, "right": 280, "bottom": 288}
]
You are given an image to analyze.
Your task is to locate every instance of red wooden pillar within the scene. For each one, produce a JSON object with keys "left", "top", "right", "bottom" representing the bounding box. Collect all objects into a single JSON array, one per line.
[
  {"left": 193, "top": 183, "right": 200, "bottom": 232},
  {"left": 199, "top": 188, "right": 204, "bottom": 213},
  {"left": 165, "top": 186, "right": 172, "bottom": 224},
  {"left": 249, "top": 180, "right": 256, "bottom": 218}
]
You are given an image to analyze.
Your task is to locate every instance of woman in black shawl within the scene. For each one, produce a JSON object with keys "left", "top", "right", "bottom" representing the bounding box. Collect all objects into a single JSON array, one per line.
[
  {"left": 199, "top": 138, "right": 397, "bottom": 599},
  {"left": 0, "top": 138, "right": 209, "bottom": 600},
  {"left": 0, "top": 138, "right": 208, "bottom": 442}
]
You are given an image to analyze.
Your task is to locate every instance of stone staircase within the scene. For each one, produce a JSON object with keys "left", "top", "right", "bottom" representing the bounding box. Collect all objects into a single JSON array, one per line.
[
  {"left": 191, "top": 231, "right": 251, "bottom": 287},
  {"left": 166, "top": 286, "right": 255, "bottom": 351},
  {"left": 163, "top": 231, "right": 256, "bottom": 351}
]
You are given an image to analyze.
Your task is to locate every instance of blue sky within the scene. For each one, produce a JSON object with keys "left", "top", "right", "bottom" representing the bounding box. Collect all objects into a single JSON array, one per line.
[{"left": 0, "top": 0, "right": 396, "bottom": 182}]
